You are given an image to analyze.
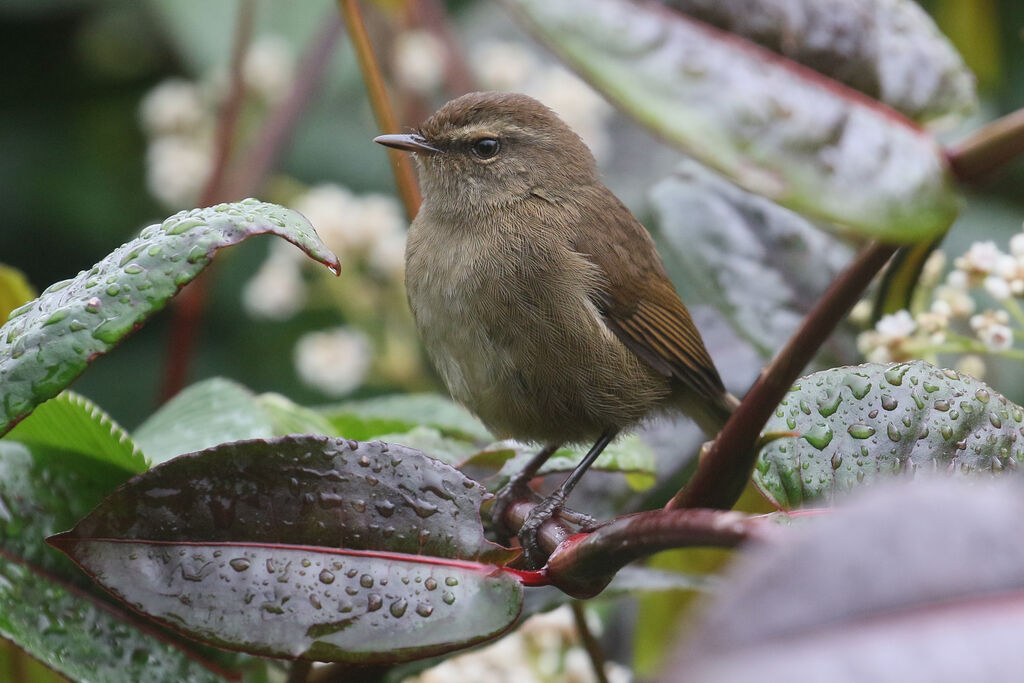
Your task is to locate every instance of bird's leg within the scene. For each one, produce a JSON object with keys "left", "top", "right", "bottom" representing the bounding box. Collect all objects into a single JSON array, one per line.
[
  {"left": 518, "top": 428, "right": 619, "bottom": 569},
  {"left": 490, "top": 442, "right": 561, "bottom": 542}
]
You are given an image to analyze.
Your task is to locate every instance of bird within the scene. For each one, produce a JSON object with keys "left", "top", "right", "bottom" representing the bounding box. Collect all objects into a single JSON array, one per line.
[{"left": 375, "top": 91, "right": 736, "bottom": 568}]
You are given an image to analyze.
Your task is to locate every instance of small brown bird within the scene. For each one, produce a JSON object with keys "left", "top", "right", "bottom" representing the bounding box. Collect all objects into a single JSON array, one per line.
[{"left": 376, "top": 92, "right": 736, "bottom": 567}]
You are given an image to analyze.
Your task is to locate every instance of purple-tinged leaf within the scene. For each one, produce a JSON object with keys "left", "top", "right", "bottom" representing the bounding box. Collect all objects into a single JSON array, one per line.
[
  {"left": 669, "top": 480, "right": 1024, "bottom": 682},
  {"left": 49, "top": 435, "right": 524, "bottom": 662},
  {"left": 56, "top": 435, "right": 513, "bottom": 564},
  {"left": 50, "top": 539, "right": 522, "bottom": 663},
  {"left": 0, "top": 199, "right": 340, "bottom": 436}
]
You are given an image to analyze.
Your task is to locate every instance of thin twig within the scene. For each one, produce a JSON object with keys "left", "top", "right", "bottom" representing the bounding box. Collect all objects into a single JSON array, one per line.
[
  {"left": 224, "top": 11, "right": 344, "bottom": 199},
  {"left": 666, "top": 241, "right": 898, "bottom": 511},
  {"left": 338, "top": 0, "right": 422, "bottom": 220},
  {"left": 947, "top": 107, "right": 1024, "bottom": 183},
  {"left": 159, "top": 0, "right": 255, "bottom": 402},
  {"left": 571, "top": 602, "right": 610, "bottom": 683}
]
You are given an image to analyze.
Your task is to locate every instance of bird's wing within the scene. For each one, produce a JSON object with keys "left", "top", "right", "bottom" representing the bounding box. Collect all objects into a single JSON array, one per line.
[{"left": 559, "top": 187, "right": 726, "bottom": 402}]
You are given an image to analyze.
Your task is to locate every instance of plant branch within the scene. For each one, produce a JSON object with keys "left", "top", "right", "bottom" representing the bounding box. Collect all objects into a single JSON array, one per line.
[
  {"left": 224, "top": 10, "right": 344, "bottom": 199},
  {"left": 159, "top": 0, "right": 255, "bottom": 402},
  {"left": 572, "top": 602, "right": 610, "bottom": 683},
  {"left": 666, "top": 241, "right": 898, "bottom": 511},
  {"left": 947, "top": 107, "right": 1024, "bottom": 183},
  {"left": 338, "top": 0, "right": 422, "bottom": 220},
  {"left": 543, "top": 508, "right": 760, "bottom": 598}
]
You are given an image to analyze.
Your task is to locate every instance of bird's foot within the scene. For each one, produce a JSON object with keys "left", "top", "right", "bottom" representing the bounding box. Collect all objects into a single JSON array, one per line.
[{"left": 517, "top": 492, "right": 599, "bottom": 569}]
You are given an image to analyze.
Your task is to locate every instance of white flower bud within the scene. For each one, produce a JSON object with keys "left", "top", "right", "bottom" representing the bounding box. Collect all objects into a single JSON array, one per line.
[
  {"left": 294, "top": 327, "right": 371, "bottom": 397},
  {"left": 392, "top": 30, "right": 447, "bottom": 95}
]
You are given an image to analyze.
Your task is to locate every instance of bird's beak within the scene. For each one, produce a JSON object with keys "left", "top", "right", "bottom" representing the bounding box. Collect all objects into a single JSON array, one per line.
[{"left": 373, "top": 134, "right": 441, "bottom": 155}]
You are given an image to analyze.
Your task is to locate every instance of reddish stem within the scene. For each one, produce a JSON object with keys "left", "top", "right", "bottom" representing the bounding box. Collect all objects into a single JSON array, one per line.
[{"left": 159, "top": 0, "right": 255, "bottom": 402}]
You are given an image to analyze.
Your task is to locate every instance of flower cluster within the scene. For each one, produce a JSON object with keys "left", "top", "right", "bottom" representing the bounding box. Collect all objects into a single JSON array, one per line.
[
  {"left": 402, "top": 606, "right": 631, "bottom": 683},
  {"left": 856, "top": 225, "right": 1024, "bottom": 379},
  {"left": 139, "top": 36, "right": 296, "bottom": 208}
]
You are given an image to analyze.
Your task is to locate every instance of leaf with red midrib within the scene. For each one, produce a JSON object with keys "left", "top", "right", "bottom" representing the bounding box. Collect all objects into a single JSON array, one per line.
[{"left": 49, "top": 435, "right": 525, "bottom": 663}]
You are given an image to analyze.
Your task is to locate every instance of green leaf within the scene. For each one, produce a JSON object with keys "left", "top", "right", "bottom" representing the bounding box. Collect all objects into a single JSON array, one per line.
[
  {"left": 374, "top": 426, "right": 480, "bottom": 466},
  {"left": 134, "top": 378, "right": 275, "bottom": 466},
  {"left": 652, "top": 161, "right": 855, "bottom": 358},
  {"left": 662, "top": 0, "right": 977, "bottom": 122},
  {"left": 5, "top": 391, "right": 146, "bottom": 473},
  {"left": 135, "top": 378, "right": 341, "bottom": 465},
  {"left": 0, "top": 263, "right": 35, "bottom": 322},
  {"left": 0, "top": 554, "right": 231, "bottom": 683},
  {"left": 0, "top": 199, "right": 339, "bottom": 436},
  {"left": 0, "top": 440, "right": 134, "bottom": 577},
  {"left": 255, "top": 392, "right": 339, "bottom": 438},
  {"left": 50, "top": 435, "right": 523, "bottom": 662},
  {"left": 755, "top": 361, "right": 1024, "bottom": 508},
  {"left": 320, "top": 394, "right": 492, "bottom": 443},
  {"left": 504, "top": 0, "right": 960, "bottom": 240},
  {"left": 487, "top": 434, "right": 657, "bottom": 491}
]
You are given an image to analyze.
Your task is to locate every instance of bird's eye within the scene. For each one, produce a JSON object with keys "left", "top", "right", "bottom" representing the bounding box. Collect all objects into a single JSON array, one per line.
[{"left": 471, "top": 137, "right": 500, "bottom": 159}]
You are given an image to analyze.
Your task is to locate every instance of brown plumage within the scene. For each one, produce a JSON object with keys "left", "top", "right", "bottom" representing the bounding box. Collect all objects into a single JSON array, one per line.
[{"left": 376, "top": 91, "right": 735, "bottom": 563}]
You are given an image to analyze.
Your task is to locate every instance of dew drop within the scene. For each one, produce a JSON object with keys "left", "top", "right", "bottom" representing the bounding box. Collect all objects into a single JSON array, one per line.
[
  {"left": 390, "top": 599, "right": 408, "bottom": 618},
  {"left": 934, "top": 399, "right": 950, "bottom": 412},
  {"left": 360, "top": 574, "right": 374, "bottom": 588},
  {"left": 319, "top": 569, "right": 335, "bottom": 584},
  {"left": 425, "top": 578, "right": 438, "bottom": 591},
  {"left": 416, "top": 602, "right": 434, "bottom": 617},
  {"left": 847, "top": 424, "right": 875, "bottom": 439},
  {"left": 802, "top": 424, "right": 833, "bottom": 450},
  {"left": 881, "top": 395, "right": 898, "bottom": 411},
  {"left": 445, "top": 576, "right": 459, "bottom": 587},
  {"left": 976, "top": 390, "right": 991, "bottom": 404},
  {"left": 991, "top": 413, "right": 1003, "bottom": 428},
  {"left": 887, "top": 423, "right": 902, "bottom": 442},
  {"left": 375, "top": 499, "right": 396, "bottom": 517},
  {"left": 229, "top": 558, "right": 251, "bottom": 572}
]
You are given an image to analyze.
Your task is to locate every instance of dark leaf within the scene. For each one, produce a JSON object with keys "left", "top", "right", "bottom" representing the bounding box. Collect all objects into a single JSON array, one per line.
[
  {"left": 669, "top": 480, "right": 1024, "bottom": 682},
  {"left": 0, "top": 199, "right": 339, "bottom": 436},
  {"left": 50, "top": 435, "right": 523, "bottom": 662},
  {"left": 755, "top": 361, "right": 1024, "bottom": 508},
  {"left": 50, "top": 539, "right": 522, "bottom": 663}
]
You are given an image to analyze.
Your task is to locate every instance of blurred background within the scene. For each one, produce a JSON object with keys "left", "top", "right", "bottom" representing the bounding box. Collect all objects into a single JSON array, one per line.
[{"left": 0, "top": 0, "right": 1021, "bottom": 429}]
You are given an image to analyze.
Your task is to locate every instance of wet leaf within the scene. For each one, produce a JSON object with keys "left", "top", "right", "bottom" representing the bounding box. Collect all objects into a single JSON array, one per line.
[
  {"left": 320, "top": 393, "right": 492, "bottom": 443},
  {"left": 755, "top": 361, "right": 1024, "bottom": 508},
  {"left": 375, "top": 426, "right": 480, "bottom": 466},
  {"left": 652, "top": 161, "right": 855, "bottom": 358},
  {"left": 0, "top": 199, "right": 340, "bottom": 436},
  {"left": 504, "top": 0, "right": 960, "bottom": 240},
  {"left": 5, "top": 391, "right": 146, "bottom": 473},
  {"left": 671, "top": 480, "right": 1024, "bottom": 682},
  {"left": 662, "top": 0, "right": 977, "bottom": 122},
  {"left": 0, "top": 554, "right": 231, "bottom": 683},
  {"left": 51, "top": 539, "right": 522, "bottom": 663},
  {"left": 0, "top": 440, "right": 133, "bottom": 577},
  {"left": 50, "top": 435, "right": 522, "bottom": 662},
  {"left": 56, "top": 435, "right": 514, "bottom": 564},
  {"left": 255, "top": 392, "right": 338, "bottom": 438}
]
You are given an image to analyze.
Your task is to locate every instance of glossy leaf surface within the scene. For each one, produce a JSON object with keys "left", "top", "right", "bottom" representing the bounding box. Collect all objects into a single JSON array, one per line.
[
  {"left": 0, "top": 199, "right": 339, "bottom": 436},
  {"left": 663, "top": 0, "right": 977, "bottom": 122},
  {"left": 755, "top": 361, "right": 1024, "bottom": 508},
  {"left": 50, "top": 435, "right": 522, "bottom": 662},
  {"left": 505, "top": 0, "right": 959, "bottom": 240}
]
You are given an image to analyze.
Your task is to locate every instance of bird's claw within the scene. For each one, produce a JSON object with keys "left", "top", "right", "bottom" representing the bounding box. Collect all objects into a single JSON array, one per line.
[{"left": 490, "top": 480, "right": 541, "bottom": 543}]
